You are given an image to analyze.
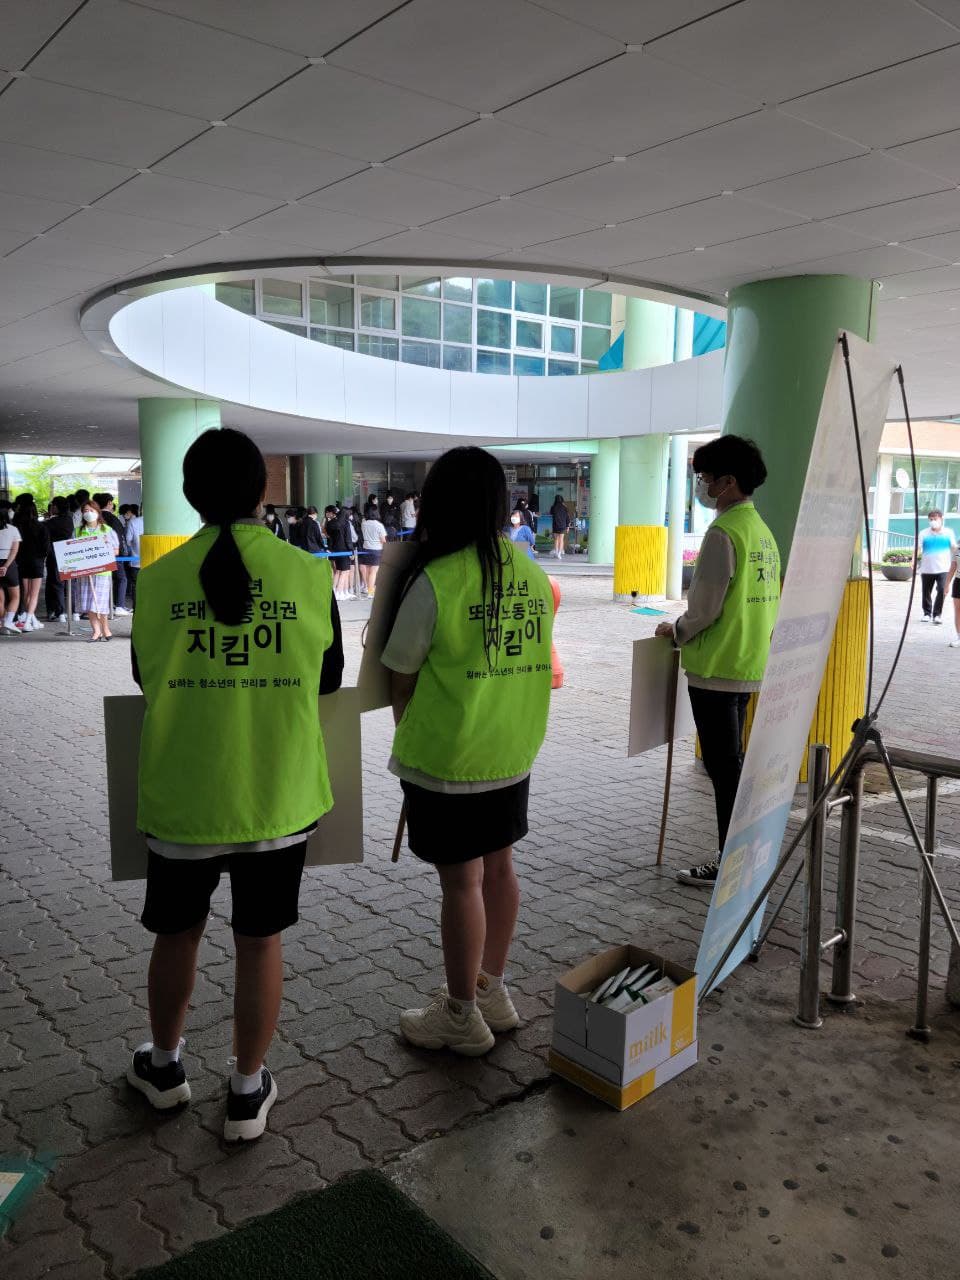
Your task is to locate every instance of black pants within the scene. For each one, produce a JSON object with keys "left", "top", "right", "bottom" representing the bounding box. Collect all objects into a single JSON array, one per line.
[
  {"left": 113, "top": 564, "right": 127, "bottom": 609},
  {"left": 44, "top": 555, "right": 64, "bottom": 617},
  {"left": 921, "top": 572, "right": 947, "bottom": 619},
  {"left": 687, "top": 687, "right": 751, "bottom": 853},
  {"left": 125, "top": 566, "right": 139, "bottom": 608}
]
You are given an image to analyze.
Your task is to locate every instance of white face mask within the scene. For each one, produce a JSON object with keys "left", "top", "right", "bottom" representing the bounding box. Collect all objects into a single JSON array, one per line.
[
  {"left": 82, "top": 510, "right": 98, "bottom": 524},
  {"left": 510, "top": 515, "right": 521, "bottom": 526},
  {"left": 930, "top": 519, "right": 942, "bottom": 531},
  {"left": 695, "top": 475, "right": 728, "bottom": 510}
]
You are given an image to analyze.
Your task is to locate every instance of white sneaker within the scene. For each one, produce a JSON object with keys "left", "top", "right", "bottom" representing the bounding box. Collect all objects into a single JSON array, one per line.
[
  {"left": 476, "top": 980, "right": 520, "bottom": 1032},
  {"left": 115, "top": 606, "right": 132, "bottom": 616},
  {"left": 29, "top": 616, "right": 43, "bottom": 630},
  {"left": 951, "top": 639, "right": 960, "bottom": 648},
  {"left": 399, "top": 990, "right": 494, "bottom": 1056},
  {"left": 1, "top": 625, "right": 20, "bottom": 636},
  {"left": 72, "top": 613, "right": 81, "bottom": 621}
]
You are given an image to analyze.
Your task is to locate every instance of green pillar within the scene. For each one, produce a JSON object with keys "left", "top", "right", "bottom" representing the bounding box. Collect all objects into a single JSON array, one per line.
[
  {"left": 589, "top": 438, "right": 620, "bottom": 564},
  {"left": 666, "top": 308, "right": 695, "bottom": 599},
  {"left": 138, "top": 397, "right": 218, "bottom": 566},
  {"left": 619, "top": 298, "right": 674, "bottom": 525},
  {"left": 336, "top": 455, "right": 353, "bottom": 504},
  {"left": 722, "top": 274, "right": 877, "bottom": 566},
  {"left": 305, "top": 453, "right": 337, "bottom": 510}
]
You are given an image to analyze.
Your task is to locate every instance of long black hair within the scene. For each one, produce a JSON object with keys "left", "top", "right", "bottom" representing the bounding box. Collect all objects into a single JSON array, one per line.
[
  {"left": 182, "top": 428, "right": 266, "bottom": 626},
  {"left": 394, "top": 447, "right": 509, "bottom": 668}
]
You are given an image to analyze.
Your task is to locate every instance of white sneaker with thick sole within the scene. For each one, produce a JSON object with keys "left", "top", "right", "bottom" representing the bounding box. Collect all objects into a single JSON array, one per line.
[
  {"left": 476, "top": 982, "right": 520, "bottom": 1032},
  {"left": 115, "top": 606, "right": 132, "bottom": 615},
  {"left": 399, "top": 990, "right": 494, "bottom": 1056}
]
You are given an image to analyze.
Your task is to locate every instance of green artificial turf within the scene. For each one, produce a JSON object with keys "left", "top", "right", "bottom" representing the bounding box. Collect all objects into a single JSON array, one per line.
[{"left": 135, "top": 1168, "right": 496, "bottom": 1280}]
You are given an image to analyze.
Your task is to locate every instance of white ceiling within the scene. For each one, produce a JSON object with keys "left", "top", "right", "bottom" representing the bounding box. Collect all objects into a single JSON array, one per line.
[{"left": 2, "top": 0, "right": 960, "bottom": 456}]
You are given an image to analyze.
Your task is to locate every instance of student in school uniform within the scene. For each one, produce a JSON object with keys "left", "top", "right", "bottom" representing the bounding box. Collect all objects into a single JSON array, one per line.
[
  {"left": 382, "top": 447, "right": 554, "bottom": 1056},
  {"left": 128, "top": 428, "right": 342, "bottom": 1141}
]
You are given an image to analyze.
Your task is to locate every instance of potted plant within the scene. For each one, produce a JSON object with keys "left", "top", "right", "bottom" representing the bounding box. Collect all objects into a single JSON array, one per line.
[
  {"left": 879, "top": 549, "right": 914, "bottom": 581},
  {"left": 682, "top": 548, "right": 699, "bottom": 589}
]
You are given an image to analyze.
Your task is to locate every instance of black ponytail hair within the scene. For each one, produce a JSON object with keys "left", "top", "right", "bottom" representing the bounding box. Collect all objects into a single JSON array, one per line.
[
  {"left": 182, "top": 428, "right": 267, "bottom": 626},
  {"left": 393, "top": 446, "right": 509, "bottom": 669}
]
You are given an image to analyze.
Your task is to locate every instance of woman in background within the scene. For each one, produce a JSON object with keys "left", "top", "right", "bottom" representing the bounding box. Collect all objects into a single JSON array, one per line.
[
  {"left": 74, "top": 498, "right": 119, "bottom": 641},
  {"left": 14, "top": 499, "right": 51, "bottom": 632}
]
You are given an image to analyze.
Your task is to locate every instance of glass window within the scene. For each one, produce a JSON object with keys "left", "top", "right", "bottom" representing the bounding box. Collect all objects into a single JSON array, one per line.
[
  {"left": 477, "top": 308, "right": 511, "bottom": 349},
  {"left": 403, "top": 275, "right": 441, "bottom": 298},
  {"left": 549, "top": 286, "right": 580, "bottom": 321},
  {"left": 948, "top": 462, "right": 960, "bottom": 489},
  {"left": 550, "top": 324, "right": 576, "bottom": 355},
  {"left": 261, "top": 279, "right": 303, "bottom": 317},
  {"left": 265, "top": 320, "right": 306, "bottom": 337},
  {"left": 515, "top": 318, "right": 543, "bottom": 350},
  {"left": 309, "top": 281, "right": 353, "bottom": 328},
  {"left": 514, "top": 281, "right": 547, "bottom": 314},
  {"left": 215, "top": 280, "right": 254, "bottom": 314},
  {"left": 401, "top": 340, "right": 441, "bottom": 368},
  {"left": 443, "top": 303, "right": 472, "bottom": 344},
  {"left": 443, "top": 276, "right": 473, "bottom": 303},
  {"left": 357, "top": 334, "right": 398, "bottom": 360},
  {"left": 580, "top": 326, "right": 611, "bottom": 361},
  {"left": 402, "top": 297, "right": 441, "bottom": 340},
  {"left": 579, "top": 361, "right": 599, "bottom": 374},
  {"left": 360, "top": 293, "right": 396, "bottom": 330},
  {"left": 582, "top": 291, "right": 612, "bottom": 325},
  {"left": 443, "top": 345, "right": 472, "bottom": 372},
  {"left": 514, "top": 355, "right": 545, "bottom": 376},
  {"left": 310, "top": 327, "right": 354, "bottom": 351},
  {"left": 918, "top": 460, "right": 948, "bottom": 486},
  {"left": 548, "top": 359, "right": 577, "bottom": 376},
  {"left": 356, "top": 273, "right": 398, "bottom": 290},
  {"left": 477, "top": 350, "right": 511, "bottom": 374},
  {"left": 477, "top": 277, "right": 512, "bottom": 309}
]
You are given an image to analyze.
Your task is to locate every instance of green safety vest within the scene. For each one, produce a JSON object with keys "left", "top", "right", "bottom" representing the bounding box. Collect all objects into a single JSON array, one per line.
[
  {"left": 681, "top": 502, "right": 780, "bottom": 683},
  {"left": 133, "top": 524, "right": 334, "bottom": 843},
  {"left": 392, "top": 541, "right": 554, "bottom": 782}
]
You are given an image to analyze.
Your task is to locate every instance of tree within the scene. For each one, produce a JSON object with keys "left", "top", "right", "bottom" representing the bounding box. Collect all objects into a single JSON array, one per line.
[{"left": 12, "top": 457, "right": 97, "bottom": 509}]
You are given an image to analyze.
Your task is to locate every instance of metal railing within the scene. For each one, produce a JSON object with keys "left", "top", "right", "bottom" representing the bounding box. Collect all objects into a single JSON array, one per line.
[{"left": 866, "top": 526, "right": 916, "bottom": 562}]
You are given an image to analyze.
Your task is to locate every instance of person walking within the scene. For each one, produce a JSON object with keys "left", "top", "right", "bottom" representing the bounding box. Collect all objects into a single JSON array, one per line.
[
  {"left": 127, "top": 428, "right": 343, "bottom": 1141},
  {"left": 0, "top": 508, "right": 22, "bottom": 636},
  {"left": 13, "top": 499, "right": 50, "bottom": 632},
  {"left": 550, "top": 494, "right": 570, "bottom": 559},
  {"left": 917, "top": 509, "right": 956, "bottom": 625},
  {"left": 508, "top": 510, "right": 537, "bottom": 560},
  {"left": 654, "top": 435, "right": 780, "bottom": 888},
  {"left": 382, "top": 446, "right": 554, "bottom": 1056},
  {"left": 73, "top": 499, "right": 119, "bottom": 641},
  {"left": 44, "top": 496, "right": 74, "bottom": 621},
  {"left": 360, "top": 507, "right": 387, "bottom": 597}
]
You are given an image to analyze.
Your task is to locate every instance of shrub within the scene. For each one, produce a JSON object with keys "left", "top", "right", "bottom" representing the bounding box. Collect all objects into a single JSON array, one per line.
[{"left": 881, "top": 549, "right": 913, "bottom": 565}]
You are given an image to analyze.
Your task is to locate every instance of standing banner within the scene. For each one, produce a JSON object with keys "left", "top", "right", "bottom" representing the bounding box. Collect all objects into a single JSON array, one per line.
[
  {"left": 696, "top": 333, "right": 897, "bottom": 994},
  {"left": 53, "top": 534, "right": 116, "bottom": 579}
]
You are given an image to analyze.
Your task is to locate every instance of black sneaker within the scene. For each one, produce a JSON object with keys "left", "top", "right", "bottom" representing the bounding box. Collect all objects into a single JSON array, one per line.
[
  {"left": 127, "top": 1046, "right": 191, "bottom": 1110},
  {"left": 223, "top": 1068, "right": 278, "bottom": 1142},
  {"left": 676, "top": 858, "right": 720, "bottom": 887}
]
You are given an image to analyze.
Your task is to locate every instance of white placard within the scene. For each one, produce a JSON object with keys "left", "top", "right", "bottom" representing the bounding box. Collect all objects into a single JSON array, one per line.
[
  {"left": 696, "top": 332, "right": 897, "bottom": 994},
  {"left": 356, "top": 541, "right": 416, "bottom": 712},
  {"left": 53, "top": 534, "right": 116, "bottom": 579},
  {"left": 627, "top": 637, "right": 696, "bottom": 757}
]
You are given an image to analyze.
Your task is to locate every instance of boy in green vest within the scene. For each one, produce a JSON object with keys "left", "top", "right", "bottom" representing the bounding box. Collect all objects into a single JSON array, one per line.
[{"left": 655, "top": 436, "right": 780, "bottom": 887}]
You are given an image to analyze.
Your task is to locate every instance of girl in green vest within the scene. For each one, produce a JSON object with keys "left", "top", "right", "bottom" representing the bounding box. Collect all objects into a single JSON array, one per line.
[
  {"left": 382, "top": 447, "right": 555, "bottom": 1056},
  {"left": 128, "top": 429, "right": 343, "bottom": 1141},
  {"left": 655, "top": 435, "right": 780, "bottom": 888}
]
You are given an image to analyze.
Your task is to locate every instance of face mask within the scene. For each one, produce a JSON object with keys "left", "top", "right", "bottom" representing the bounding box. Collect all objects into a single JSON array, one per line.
[
  {"left": 930, "top": 519, "right": 942, "bottom": 530},
  {"left": 695, "top": 475, "right": 727, "bottom": 510},
  {"left": 510, "top": 515, "right": 521, "bottom": 526},
  {"left": 83, "top": 510, "right": 98, "bottom": 524}
]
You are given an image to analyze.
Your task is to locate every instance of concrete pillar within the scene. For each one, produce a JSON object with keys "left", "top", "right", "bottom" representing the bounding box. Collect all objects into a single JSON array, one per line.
[
  {"left": 138, "top": 397, "right": 218, "bottom": 567},
  {"left": 666, "top": 308, "right": 695, "bottom": 599},
  {"left": 722, "top": 274, "right": 877, "bottom": 568},
  {"left": 305, "top": 453, "right": 337, "bottom": 511},
  {"left": 337, "top": 454, "right": 353, "bottom": 504},
  {"left": 588, "top": 438, "right": 620, "bottom": 565}
]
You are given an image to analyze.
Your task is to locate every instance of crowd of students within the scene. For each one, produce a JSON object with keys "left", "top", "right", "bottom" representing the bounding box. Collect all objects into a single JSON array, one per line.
[{"left": 0, "top": 488, "right": 142, "bottom": 637}]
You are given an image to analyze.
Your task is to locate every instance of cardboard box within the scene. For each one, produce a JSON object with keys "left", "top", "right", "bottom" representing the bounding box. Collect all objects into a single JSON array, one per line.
[
  {"left": 552, "top": 945, "right": 697, "bottom": 1088},
  {"left": 549, "top": 1040, "right": 699, "bottom": 1111}
]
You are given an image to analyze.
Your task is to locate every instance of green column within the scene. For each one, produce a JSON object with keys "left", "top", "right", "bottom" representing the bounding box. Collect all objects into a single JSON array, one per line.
[
  {"left": 722, "top": 274, "right": 877, "bottom": 566},
  {"left": 305, "top": 453, "right": 337, "bottom": 510},
  {"left": 138, "top": 397, "right": 218, "bottom": 565},
  {"left": 619, "top": 298, "right": 674, "bottom": 524},
  {"left": 336, "top": 454, "right": 353, "bottom": 504},
  {"left": 588, "top": 438, "right": 620, "bottom": 564},
  {"left": 666, "top": 308, "right": 695, "bottom": 599}
]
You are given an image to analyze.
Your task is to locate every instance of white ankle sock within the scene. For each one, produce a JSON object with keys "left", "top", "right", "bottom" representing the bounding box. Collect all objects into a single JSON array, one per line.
[
  {"left": 447, "top": 996, "right": 477, "bottom": 1016},
  {"left": 231, "top": 1066, "right": 263, "bottom": 1095},
  {"left": 150, "top": 1043, "right": 181, "bottom": 1068},
  {"left": 3, "top": 614, "right": 14, "bottom": 627},
  {"left": 477, "top": 969, "right": 504, "bottom": 993}
]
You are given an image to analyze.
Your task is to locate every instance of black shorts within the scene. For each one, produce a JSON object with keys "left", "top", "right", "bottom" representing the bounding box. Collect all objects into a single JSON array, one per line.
[
  {"left": 361, "top": 549, "right": 382, "bottom": 566},
  {"left": 141, "top": 843, "right": 307, "bottom": 937},
  {"left": 1, "top": 561, "right": 19, "bottom": 588},
  {"left": 400, "top": 776, "right": 530, "bottom": 865},
  {"left": 953, "top": 578, "right": 960, "bottom": 600},
  {"left": 17, "top": 556, "right": 43, "bottom": 579}
]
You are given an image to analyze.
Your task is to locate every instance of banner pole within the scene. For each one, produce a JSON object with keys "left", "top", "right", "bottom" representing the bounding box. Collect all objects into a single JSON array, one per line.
[{"left": 391, "top": 802, "right": 406, "bottom": 863}]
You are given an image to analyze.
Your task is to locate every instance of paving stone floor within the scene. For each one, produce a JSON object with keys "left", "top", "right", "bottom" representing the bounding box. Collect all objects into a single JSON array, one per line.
[{"left": 1, "top": 573, "right": 958, "bottom": 1278}]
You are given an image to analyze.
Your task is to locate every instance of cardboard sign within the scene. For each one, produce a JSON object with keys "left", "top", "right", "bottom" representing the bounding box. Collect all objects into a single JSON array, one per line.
[
  {"left": 696, "top": 332, "right": 897, "bottom": 994},
  {"left": 104, "top": 689, "right": 364, "bottom": 880},
  {"left": 627, "top": 637, "right": 696, "bottom": 757},
  {"left": 53, "top": 534, "right": 116, "bottom": 579},
  {"left": 356, "top": 541, "right": 416, "bottom": 712}
]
